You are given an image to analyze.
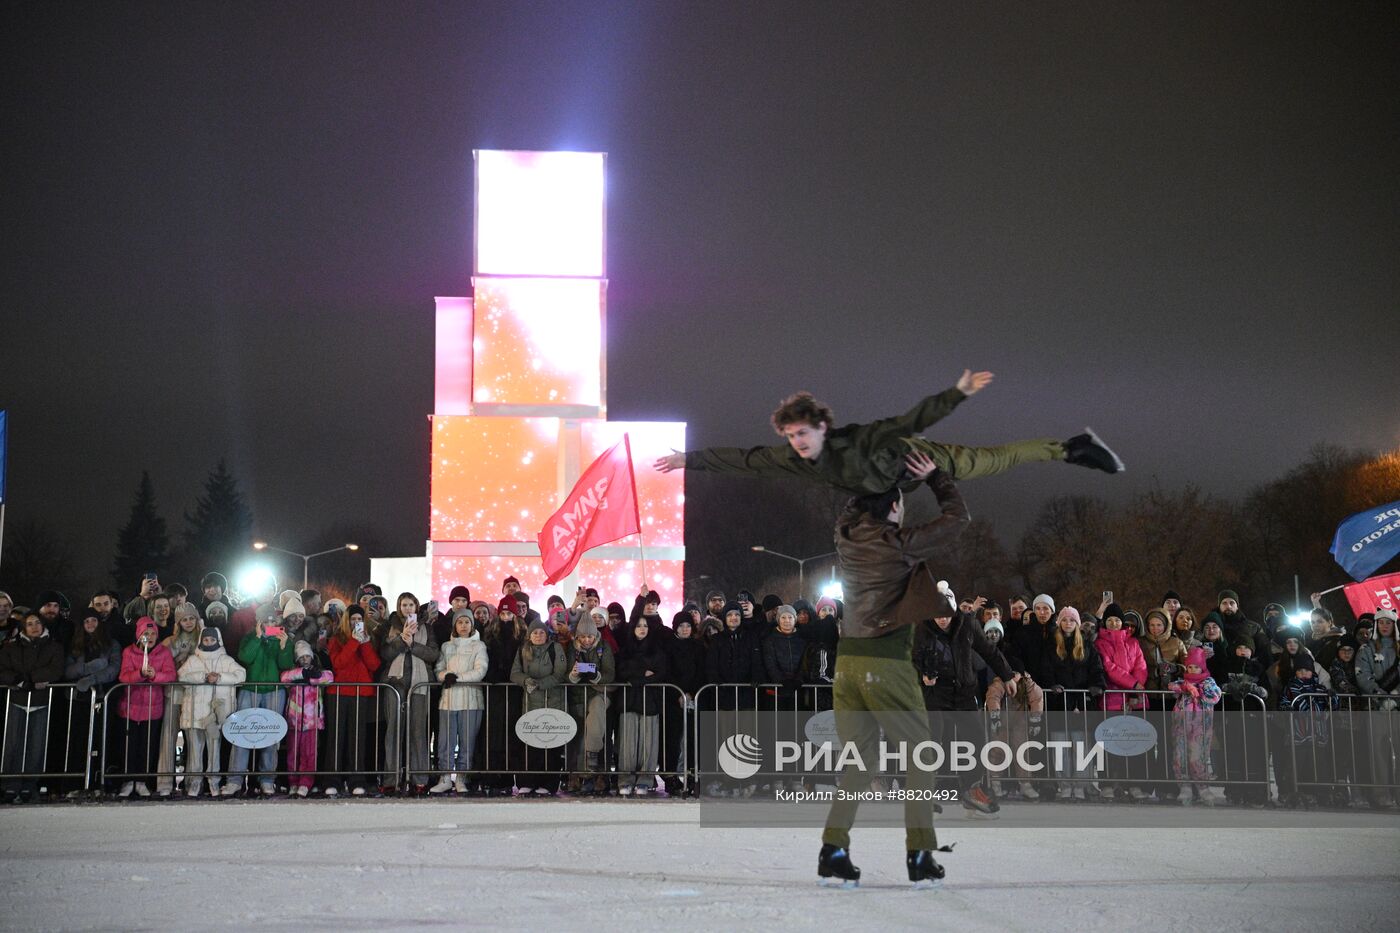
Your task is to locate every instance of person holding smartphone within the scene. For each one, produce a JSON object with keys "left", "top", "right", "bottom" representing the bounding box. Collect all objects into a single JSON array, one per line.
[
  {"left": 378, "top": 593, "right": 440, "bottom": 794},
  {"left": 224, "top": 615, "right": 296, "bottom": 796},
  {"left": 565, "top": 609, "right": 615, "bottom": 795}
]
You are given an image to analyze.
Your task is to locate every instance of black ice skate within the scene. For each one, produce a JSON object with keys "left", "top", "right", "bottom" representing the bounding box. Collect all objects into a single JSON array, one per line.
[
  {"left": 907, "top": 849, "right": 946, "bottom": 889},
  {"left": 1064, "top": 427, "right": 1125, "bottom": 474},
  {"left": 817, "top": 843, "right": 861, "bottom": 888}
]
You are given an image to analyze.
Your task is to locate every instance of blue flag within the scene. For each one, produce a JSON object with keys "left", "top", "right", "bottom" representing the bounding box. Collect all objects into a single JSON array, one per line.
[
  {"left": 0, "top": 409, "right": 6, "bottom": 504},
  {"left": 1331, "top": 498, "right": 1400, "bottom": 581}
]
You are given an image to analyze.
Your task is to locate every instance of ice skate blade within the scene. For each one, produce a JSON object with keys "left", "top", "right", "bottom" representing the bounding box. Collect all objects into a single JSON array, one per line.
[
  {"left": 818, "top": 878, "right": 860, "bottom": 889},
  {"left": 911, "top": 879, "right": 943, "bottom": 890},
  {"left": 1082, "top": 426, "right": 1125, "bottom": 472}
]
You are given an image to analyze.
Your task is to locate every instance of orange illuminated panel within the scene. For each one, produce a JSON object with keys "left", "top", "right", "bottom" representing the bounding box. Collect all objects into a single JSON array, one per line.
[
  {"left": 575, "top": 557, "right": 686, "bottom": 621},
  {"left": 475, "top": 150, "right": 605, "bottom": 277},
  {"left": 430, "top": 416, "right": 562, "bottom": 541},
  {"left": 580, "top": 421, "right": 685, "bottom": 548},
  {"left": 472, "top": 278, "right": 603, "bottom": 411},
  {"left": 430, "top": 555, "right": 684, "bottom": 623}
]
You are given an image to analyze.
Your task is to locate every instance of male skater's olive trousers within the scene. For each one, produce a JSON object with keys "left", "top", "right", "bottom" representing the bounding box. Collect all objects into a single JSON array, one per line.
[
  {"left": 822, "top": 653, "right": 938, "bottom": 852},
  {"left": 903, "top": 436, "right": 1064, "bottom": 482}
]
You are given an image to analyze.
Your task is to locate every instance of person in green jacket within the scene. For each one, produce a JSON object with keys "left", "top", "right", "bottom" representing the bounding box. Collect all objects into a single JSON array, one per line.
[
  {"left": 223, "top": 617, "right": 296, "bottom": 796},
  {"left": 654, "top": 369, "right": 1123, "bottom": 494}
]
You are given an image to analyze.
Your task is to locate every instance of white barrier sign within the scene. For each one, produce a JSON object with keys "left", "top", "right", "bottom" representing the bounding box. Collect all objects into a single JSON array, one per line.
[
  {"left": 222, "top": 707, "right": 289, "bottom": 749},
  {"left": 1094, "top": 715, "right": 1157, "bottom": 757},
  {"left": 515, "top": 708, "right": 578, "bottom": 749}
]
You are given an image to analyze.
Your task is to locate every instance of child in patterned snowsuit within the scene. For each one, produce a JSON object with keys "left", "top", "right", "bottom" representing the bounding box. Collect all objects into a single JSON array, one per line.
[{"left": 1168, "top": 646, "right": 1221, "bottom": 804}]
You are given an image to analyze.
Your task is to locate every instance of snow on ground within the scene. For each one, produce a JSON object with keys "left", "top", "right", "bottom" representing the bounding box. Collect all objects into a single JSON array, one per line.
[{"left": 2, "top": 800, "right": 1397, "bottom": 931}]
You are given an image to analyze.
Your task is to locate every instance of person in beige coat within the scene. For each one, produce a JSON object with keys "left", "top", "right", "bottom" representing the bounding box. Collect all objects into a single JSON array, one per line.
[{"left": 177, "top": 627, "right": 246, "bottom": 797}]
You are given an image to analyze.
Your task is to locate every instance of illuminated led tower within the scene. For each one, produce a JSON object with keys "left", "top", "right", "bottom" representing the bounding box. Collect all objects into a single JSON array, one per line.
[{"left": 426, "top": 151, "right": 686, "bottom": 607}]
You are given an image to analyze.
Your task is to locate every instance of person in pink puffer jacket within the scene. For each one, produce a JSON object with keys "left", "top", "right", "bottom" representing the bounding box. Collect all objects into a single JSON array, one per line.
[
  {"left": 116, "top": 618, "right": 177, "bottom": 797},
  {"left": 1094, "top": 604, "right": 1148, "bottom": 711},
  {"left": 1094, "top": 603, "right": 1148, "bottom": 800}
]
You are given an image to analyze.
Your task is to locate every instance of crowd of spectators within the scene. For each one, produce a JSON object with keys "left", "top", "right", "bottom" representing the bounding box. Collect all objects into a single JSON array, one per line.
[{"left": 0, "top": 574, "right": 1396, "bottom": 810}]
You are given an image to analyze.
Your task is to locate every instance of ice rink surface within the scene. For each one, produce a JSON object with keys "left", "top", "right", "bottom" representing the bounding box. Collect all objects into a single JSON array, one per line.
[{"left": 3, "top": 800, "right": 1397, "bottom": 931}]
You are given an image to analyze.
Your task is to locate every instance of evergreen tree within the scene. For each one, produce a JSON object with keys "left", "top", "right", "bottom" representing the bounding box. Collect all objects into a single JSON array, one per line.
[
  {"left": 112, "top": 471, "right": 170, "bottom": 587},
  {"left": 182, "top": 458, "right": 254, "bottom": 578}
]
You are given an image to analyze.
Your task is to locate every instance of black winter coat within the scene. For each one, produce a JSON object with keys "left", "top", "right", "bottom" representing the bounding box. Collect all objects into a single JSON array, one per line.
[
  {"left": 763, "top": 629, "right": 806, "bottom": 690},
  {"left": 1045, "top": 642, "right": 1106, "bottom": 711},
  {"left": 0, "top": 632, "right": 66, "bottom": 707},
  {"left": 913, "top": 613, "right": 1016, "bottom": 709},
  {"left": 1007, "top": 619, "right": 1057, "bottom": 687},
  {"left": 665, "top": 637, "right": 706, "bottom": 697},
  {"left": 618, "top": 638, "right": 668, "bottom": 715}
]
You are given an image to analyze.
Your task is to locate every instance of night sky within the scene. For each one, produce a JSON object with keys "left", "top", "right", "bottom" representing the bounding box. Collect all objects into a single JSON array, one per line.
[{"left": 4, "top": 1, "right": 1397, "bottom": 588}]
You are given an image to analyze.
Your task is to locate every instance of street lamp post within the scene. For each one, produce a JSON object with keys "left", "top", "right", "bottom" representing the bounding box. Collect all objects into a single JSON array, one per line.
[
  {"left": 252, "top": 541, "right": 359, "bottom": 590},
  {"left": 749, "top": 546, "right": 837, "bottom": 601}
]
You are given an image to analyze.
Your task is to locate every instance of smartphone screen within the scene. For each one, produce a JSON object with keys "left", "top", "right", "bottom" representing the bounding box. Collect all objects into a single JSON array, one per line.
[{"left": 265, "top": 625, "right": 285, "bottom": 638}]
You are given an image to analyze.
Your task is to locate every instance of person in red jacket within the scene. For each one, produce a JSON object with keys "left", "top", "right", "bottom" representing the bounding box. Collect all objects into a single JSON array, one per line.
[
  {"left": 325, "top": 604, "right": 383, "bottom": 796},
  {"left": 116, "top": 618, "right": 177, "bottom": 798},
  {"left": 1094, "top": 603, "right": 1149, "bottom": 800}
]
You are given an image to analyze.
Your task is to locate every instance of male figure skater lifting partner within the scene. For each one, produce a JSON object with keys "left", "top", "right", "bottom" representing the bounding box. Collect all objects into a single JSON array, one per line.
[
  {"left": 653, "top": 369, "right": 1124, "bottom": 489},
  {"left": 817, "top": 450, "right": 973, "bottom": 888}
]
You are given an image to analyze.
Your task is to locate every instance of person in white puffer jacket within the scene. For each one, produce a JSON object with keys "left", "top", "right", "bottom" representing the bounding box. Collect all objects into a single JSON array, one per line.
[
  {"left": 178, "top": 627, "right": 246, "bottom": 797},
  {"left": 430, "top": 609, "right": 489, "bottom": 794}
]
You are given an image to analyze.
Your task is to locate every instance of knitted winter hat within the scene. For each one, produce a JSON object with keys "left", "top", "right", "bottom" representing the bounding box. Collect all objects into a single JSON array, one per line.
[
  {"left": 983, "top": 619, "right": 1005, "bottom": 639},
  {"left": 502, "top": 575, "right": 520, "bottom": 592},
  {"left": 547, "top": 594, "right": 566, "bottom": 609},
  {"left": 722, "top": 601, "right": 743, "bottom": 619},
  {"left": 324, "top": 598, "right": 347, "bottom": 618},
  {"left": 449, "top": 585, "right": 471, "bottom": 602},
  {"left": 671, "top": 610, "right": 693, "bottom": 631},
  {"left": 136, "top": 617, "right": 158, "bottom": 640},
  {"left": 282, "top": 597, "right": 306, "bottom": 619},
  {"left": 1056, "top": 607, "right": 1081, "bottom": 626},
  {"left": 815, "top": 596, "right": 839, "bottom": 616},
  {"left": 1162, "top": 590, "right": 1182, "bottom": 604},
  {"left": 584, "top": 587, "right": 599, "bottom": 599},
  {"left": 775, "top": 604, "right": 797, "bottom": 622},
  {"left": 576, "top": 612, "right": 601, "bottom": 640},
  {"left": 276, "top": 589, "right": 300, "bottom": 612},
  {"left": 1183, "top": 647, "right": 1210, "bottom": 683},
  {"left": 1102, "top": 602, "right": 1125, "bottom": 622},
  {"left": 497, "top": 595, "right": 521, "bottom": 618},
  {"left": 761, "top": 595, "right": 783, "bottom": 612},
  {"left": 705, "top": 589, "right": 725, "bottom": 603},
  {"left": 1375, "top": 608, "right": 1398, "bottom": 624},
  {"left": 527, "top": 617, "right": 549, "bottom": 637},
  {"left": 1218, "top": 589, "right": 1240, "bottom": 606},
  {"left": 294, "top": 640, "right": 314, "bottom": 660},
  {"left": 1033, "top": 594, "right": 1056, "bottom": 611},
  {"left": 205, "top": 600, "right": 229, "bottom": 619},
  {"left": 606, "top": 602, "right": 626, "bottom": 619},
  {"left": 450, "top": 607, "right": 474, "bottom": 632}
]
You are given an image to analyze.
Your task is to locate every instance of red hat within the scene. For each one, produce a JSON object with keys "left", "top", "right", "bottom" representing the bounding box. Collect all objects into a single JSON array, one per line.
[
  {"left": 497, "top": 595, "right": 521, "bottom": 618},
  {"left": 502, "top": 575, "right": 520, "bottom": 592}
]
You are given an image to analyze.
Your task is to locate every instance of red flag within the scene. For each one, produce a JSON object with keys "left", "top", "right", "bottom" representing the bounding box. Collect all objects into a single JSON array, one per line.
[
  {"left": 537, "top": 435, "right": 641, "bottom": 585},
  {"left": 1342, "top": 572, "right": 1400, "bottom": 618}
]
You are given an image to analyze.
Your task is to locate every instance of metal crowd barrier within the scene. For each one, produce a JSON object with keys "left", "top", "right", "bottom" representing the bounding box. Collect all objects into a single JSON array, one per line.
[
  {"left": 1282, "top": 691, "right": 1400, "bottom": 805},
  {"left": 404, "top": 681, "right": 690, "bottom": 794},
  {"left": 1, "top": 684, "right": 99, "bottom": 795},
  {"left": 98, "top": 682, "right": 403, "bottom": 794},
  {"left": 691, "top": 683, "right": 835, "bottom": 793}
]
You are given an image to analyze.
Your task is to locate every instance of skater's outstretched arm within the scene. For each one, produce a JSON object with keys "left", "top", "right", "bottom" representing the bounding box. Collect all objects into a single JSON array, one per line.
[
  {"left": 862, "top": 370, "right": 993, "bottom": 451},
  {"left": 896, "top": 452, "right": 971, "bottom": 561},
  {"left": 654, "top": 443, "right": 807, "bottom": 479}
]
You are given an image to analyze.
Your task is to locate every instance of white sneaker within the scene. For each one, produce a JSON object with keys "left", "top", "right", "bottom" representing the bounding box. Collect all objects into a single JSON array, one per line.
[
  {"left": 117, "top": 782, "right": 135, "bottom": 798},
  {"left": 429, "top": 779, "right": 454, "bottom": 794},
  {"left": 134, "top": 783, "right": 151, "bottom": 798},
  {"left": 219, "top": 784, "right": 241, "bottom": 797},
  {"left": 634, "top": 784, "right": 649, "bottom": 797},
  {"left": 1057, "top": 784, "right": 1072, "bottom": 800},
  {"left": 1129, "top": 786, "right": 1147, "bottom": 801},
  {"left": 259, "top": 782, "right": 277, "bottom": 797},
  {"left": 1072, "top": 786, "right": 1086, "bottom": 800},
  {"left": 351, "top": 787, "right": 366, "bottom": 797},
  {"left": 1019, "top": 782, "right": 1040, "bottom": 800},
  {"left": 453, "top": 777, "right": 468, "bottom": 794},
  {"left": 619, "top": 785, "right": 633, "bottom": 796},
  {"left": 296, "top": 786, "right": 309, "bottom": 798},
  {"left": 324, "top": 786, "right": 339, "bottom": 797},
  {"left": 534, "top": 787, "right": 551, "bottom": 795}
]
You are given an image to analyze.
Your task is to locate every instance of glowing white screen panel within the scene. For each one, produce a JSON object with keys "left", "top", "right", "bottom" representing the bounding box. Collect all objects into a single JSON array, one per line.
[
  {"left": 475, "top": 150, "right": 605, "bottom": 277},
  {"left": 472, "top": 278, "right": 602, "bottom": 408}
]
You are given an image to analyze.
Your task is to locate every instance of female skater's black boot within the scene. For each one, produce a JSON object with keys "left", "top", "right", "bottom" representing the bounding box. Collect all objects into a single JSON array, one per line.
[
  {"left": 906, "top": 850, "right": 945, "bottom": 888},
  {"left": 817, "top": 844, "right": 861, "bottom": 887}
]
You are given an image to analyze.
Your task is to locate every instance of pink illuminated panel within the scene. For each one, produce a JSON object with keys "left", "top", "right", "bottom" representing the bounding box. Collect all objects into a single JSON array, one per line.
[
  {"left": 434, "top": 297, "right": 473, "bottom": 415},
  {"left": 432, "top": 555, "right": 686, "bottom": 623},
  {"left": 430, "top": 416, "right": 562, "bottom": 541},
  {"left": 475, "top": 150, "right": 605, "bottom": 277},
  {"left": 580, "top": 421, "right": 686, "bottom": 548},
  {"left": 472, "top": 278, "right": 602, "bottom": 409}
]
